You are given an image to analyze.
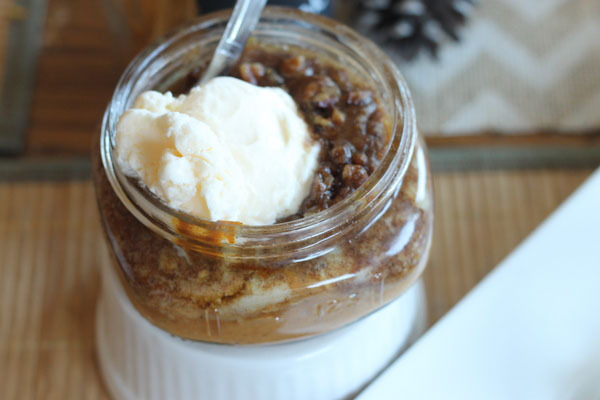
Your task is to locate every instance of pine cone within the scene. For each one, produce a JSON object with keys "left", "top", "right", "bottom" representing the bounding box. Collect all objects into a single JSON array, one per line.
[{"left": 355, "top": 0, "right": 475, "bottom": 61}]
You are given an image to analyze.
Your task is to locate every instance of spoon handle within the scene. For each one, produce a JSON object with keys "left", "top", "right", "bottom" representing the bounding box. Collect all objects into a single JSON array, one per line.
[{"left": 199, "top": 0, "right": 268, "bottom": 84}]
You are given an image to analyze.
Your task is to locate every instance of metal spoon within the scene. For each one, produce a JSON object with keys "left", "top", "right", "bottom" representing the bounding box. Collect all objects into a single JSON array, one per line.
[{"left": 198, "top": 0, "right": 268, "bottom": 85}]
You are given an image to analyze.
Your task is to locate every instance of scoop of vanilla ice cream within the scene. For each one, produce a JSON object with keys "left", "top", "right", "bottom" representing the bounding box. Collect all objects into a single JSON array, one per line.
[{"left": 115, "top": 77, "right": 320, "bottom": 225}]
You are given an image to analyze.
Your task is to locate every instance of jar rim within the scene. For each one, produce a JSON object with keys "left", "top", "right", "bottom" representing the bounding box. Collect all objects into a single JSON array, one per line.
[{"left": 100, "top": 6, "right": 417, "bottom": 260}]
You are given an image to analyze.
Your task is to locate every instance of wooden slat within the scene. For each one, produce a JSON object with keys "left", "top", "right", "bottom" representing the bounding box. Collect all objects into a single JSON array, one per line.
[
  {"left": 25, "top": 0, "right": 126, "bottom": 157},
  {"left": 0, "top": 0, "right": 46, "bottom": 154},
  {"left": 0, "top": 169, "right": 593, "bottom": 398},
  {"left": 0, "top": 1, "right": 28, "bottom": 90},
  {"left": 25, "top": 0, "right": 195, "bottom": 158}
]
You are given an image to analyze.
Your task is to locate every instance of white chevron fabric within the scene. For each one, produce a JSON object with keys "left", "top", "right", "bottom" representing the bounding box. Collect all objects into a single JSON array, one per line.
[{"left": 387, "top": 0, "right": 600, "bottom": 136}]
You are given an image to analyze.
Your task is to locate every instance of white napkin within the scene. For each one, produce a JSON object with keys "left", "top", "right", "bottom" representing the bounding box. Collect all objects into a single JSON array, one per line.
[{"left": 359, "top": 168, "right": 600, "bottom": 400}]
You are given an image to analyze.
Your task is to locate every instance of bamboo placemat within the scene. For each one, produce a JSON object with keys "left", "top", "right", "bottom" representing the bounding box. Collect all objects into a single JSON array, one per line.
[{"left": 0, "top": 169, "right": 592, "bottom": 399}]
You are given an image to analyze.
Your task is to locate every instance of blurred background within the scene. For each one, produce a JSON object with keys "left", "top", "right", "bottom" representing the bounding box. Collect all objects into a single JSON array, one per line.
[
  {"left": 0, "top": 0, "right": 598, "bottom": 398},
  {"left": 2, "top": 0, "right": 600, "bottom": 167}
]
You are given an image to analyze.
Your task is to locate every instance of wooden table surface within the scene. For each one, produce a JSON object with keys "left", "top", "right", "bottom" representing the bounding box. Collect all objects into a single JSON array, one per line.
[{"left": 0, "top": 0, "right": 598, "bottom": 399}]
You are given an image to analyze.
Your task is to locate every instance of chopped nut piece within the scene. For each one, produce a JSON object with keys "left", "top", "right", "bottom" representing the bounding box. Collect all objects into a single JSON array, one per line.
[
  {"left": 342, "top": 164, "right": 369, "bottom": 188},
  {"left": 264, "top": 68, "right": 285, "bottom": 86},
  {"left": 352, "top": 151, "right": 369, "bottom": 166},
  {"left": 347, "top": 90, "right": 373, "bottom": 106},
  {"left": 313, "top": 115, "right": 334, "bottom": 128},
  {"left": 333, "top": 186, "right": 353, "bottom": 203},
  {"left": 298, "top": 76, "right": 341, "bottom": 109},
  {"left": 331, "top": 108, "right": 346, "bottom": 125},
  {"left": 311, "top": 166, "right": 335, "bottom": 202},
  {"left": 331, "top": 141, "right": 354, "bottom": 165},
  {"left": 329, "top": 69, "right": 352, "bottom": 91},
  {"left": 280, "top": 55, "right": 307, "bottom": 76},
  {"left": 312, "top": 77, "right": 341, "bottom": 108},
  {"left": 239, "top": 62, "right": 266, "bottom": 84}
]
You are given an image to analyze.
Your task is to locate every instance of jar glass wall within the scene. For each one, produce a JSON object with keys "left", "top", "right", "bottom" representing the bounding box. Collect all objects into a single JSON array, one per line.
[{"left": 94, "top": 7, "right": 433, "bottom": 345}]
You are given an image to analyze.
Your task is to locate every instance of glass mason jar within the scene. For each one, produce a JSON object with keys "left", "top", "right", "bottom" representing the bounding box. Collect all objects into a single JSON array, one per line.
[{"left": 94, "top": 7, "right": 433, "bottom": 345}]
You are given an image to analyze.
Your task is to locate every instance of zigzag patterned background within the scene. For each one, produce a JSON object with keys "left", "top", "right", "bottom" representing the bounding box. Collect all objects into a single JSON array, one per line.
[{"left": 390, "top": 0, "right": 600, "bottom": 136}]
